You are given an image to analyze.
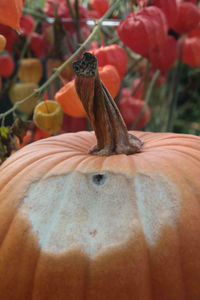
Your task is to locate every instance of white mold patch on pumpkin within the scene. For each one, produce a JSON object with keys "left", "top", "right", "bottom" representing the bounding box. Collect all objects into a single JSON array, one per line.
[
  {"left": 134, "top": 173, "right": 181, "bottom": 246},
  {"left": 22, "top": 172, "right": 181, "bottom": 256}
]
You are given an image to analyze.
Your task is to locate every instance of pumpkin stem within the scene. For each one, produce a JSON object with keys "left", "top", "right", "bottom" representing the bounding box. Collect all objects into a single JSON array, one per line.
[{"left": 73, "top": 52, "right": 143, "bottom": 156}]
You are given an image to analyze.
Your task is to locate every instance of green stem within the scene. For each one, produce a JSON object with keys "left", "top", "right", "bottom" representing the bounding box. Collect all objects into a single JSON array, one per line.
[
  {"left": 23, "top": 7, "right": 47, "bottom": 20},
  {"left": 9, "top": 20, "right": 40, "bottom": 89},
  {"left": 66, "top": 0, "right": 76, "bottom": 20},
  {"left": 131, "top": 70, "right": 160, "bottom": 129},
  {"left": 0, "top": 0, "right": 121, "bottom": 120},
  {"left": 65, "top": 0, "right": 83, "bottom": 43},
  {"left": 166, "top": 38, "right": 184, "bottom": 132},
  {"left": 142, "top": 60, "right": 151, "bottom": 99}
]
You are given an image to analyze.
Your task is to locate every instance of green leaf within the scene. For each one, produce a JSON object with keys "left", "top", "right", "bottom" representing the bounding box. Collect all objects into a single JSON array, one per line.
[{"left": 0, "top": 127, "right": 10, "bottom": 139}]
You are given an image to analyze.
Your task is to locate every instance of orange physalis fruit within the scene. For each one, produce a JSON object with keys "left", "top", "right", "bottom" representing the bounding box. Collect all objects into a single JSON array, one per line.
[
  {"left": 0, "top": 34, "right": 6, "bottom": 52},
  {"left": 0, "top": 0, "right": 23, "bottom": 31},
  {"left": 90, "top": 45, "right": 128, "bottom": 79},
  {"left": 55, "top": 80, "right": 86, "bottom": 118},
  {"left": 0, "top": 55, "right": 14, "bottom": 77},
  {"left": 55, "top": 64, "right": 120, "bottom": 118},
  {"left": 118, "top": 7, "right": 168, "bottom": 58}
]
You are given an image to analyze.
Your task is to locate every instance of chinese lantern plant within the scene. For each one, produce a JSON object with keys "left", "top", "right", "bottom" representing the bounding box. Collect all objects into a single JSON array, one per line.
[
  {"left": 0, "top": 24, "right": 17, "bottom": 53},
  {"left": 119, "top": 96, "right": 151, "bottom": 130},
  {"left": 0, "top": 55, "right": 14, "bottom": 78},
  {"left": 55, "top": 63, "right": 120, "bottom": 117},
  {"left": 117, "top": 6, "right": 168, "bottom": 57},
  {"left": 18, "top": 58, "right": 43, "bottom": 84},
  {"left": 9, "top": 82, "right": 39, "bottom": 116},
  {"left": 90, "top": 0, "right": 110, "bottom": 17},
  {"left": 0, "top": 34, "right": 6, "bottom": 52},
  {"left": 148, "top": 36, "right": 177, "bottom": 73},
  {"left": 182, "top": 37, "right": 200, "bottom": 67},
  {"left": 33, "top": 100, "right": 64, "bottom": 135},
  {"left": 49, "top": 57, "right": 74, "bottom": 82},
  {"left": 172, "top": 2, "right": 200, "bottom": 34},
  {"left": 0, "top": 53, "right": 200, "bottom": 300},
  {"left": 90, "top": 44, "right": 127, "bottom": 79},
  {"left": 0, "top": 0, "right": 23, "bottom": 30},
  {"left": 30, "top": 32, "right": 46, "bottom": 58},
  {"left": 153, "top": 0, "right": 178, "bottom": 28},
  {"left": 20, "top": 14, "right": 35, "bottom": 36}
]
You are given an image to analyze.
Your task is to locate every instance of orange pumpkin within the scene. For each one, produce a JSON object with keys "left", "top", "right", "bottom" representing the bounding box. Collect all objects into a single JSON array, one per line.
[
  {"left": 55, "top": 64, "right": 120, "bottom": 117},
  {"left": 0, "top": 53, "right": 200, "bottom": 300}
]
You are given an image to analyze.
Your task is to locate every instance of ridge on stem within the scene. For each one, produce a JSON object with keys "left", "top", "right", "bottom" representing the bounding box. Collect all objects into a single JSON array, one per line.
[{"left": 73, "top": 52, "right": 143, "bottom": 156}]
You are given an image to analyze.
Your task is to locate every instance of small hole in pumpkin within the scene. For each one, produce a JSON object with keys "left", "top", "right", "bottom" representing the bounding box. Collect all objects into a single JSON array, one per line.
[{"left": 92, "top": 174, "right": 107, "bottom": 186}]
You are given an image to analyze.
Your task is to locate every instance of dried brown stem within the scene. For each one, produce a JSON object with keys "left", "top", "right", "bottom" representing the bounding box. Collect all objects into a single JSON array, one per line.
[{"left": 73, "top": 52, "right": 143, "bottom": 156}]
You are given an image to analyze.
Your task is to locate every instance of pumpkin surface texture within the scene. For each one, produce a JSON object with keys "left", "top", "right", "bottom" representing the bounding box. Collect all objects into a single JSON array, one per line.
[{"left": 0, "top": 53, "right": 200, "bottom": 300}]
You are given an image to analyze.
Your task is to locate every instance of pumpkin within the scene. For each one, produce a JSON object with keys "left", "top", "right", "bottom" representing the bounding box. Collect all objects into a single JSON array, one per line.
[
  {"left": 0, "top": 53, "right": 200, "bottom": 300},
  {"left": 18, "top": 58, "right": 43, "bottom": 84}
]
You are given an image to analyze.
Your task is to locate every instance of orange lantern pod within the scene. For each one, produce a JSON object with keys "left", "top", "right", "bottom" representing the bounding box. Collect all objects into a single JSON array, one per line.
[
  {"left": 90, "top": 0, "right": 110, "bottom": 16},
  {"left": 119, "top": 96, "right": 151, "bottom": 130},
  {"left": 154, "top": 0, "right": 178, "bottom": 28},
  {"left": 117, "top": 6, "right": 168, "bottom": 57},
  {"left": 0, "top": 0, "right": 23, "bottom": 31},
  {"left": 0, "top": 55, "right": 14, "bottom": 78},
  {"left": 182, "top": 37, "right": 200, "bottom": 67},
  {"left": 149, "top": 36, "right": 177, "bottom": 72},
  {"left": 55, "top": 80, "right": 86, "bottom": 118},
  {"left": 55, "top": 64, "right": 120, "bottom": 118},
  {"left": 0, "top": 34, "right": 6, "bottom": 52},
  {"left": 172, "top": 2, "right": 200, "bottom": 34},
  {"left": 90, "top": 44, "right": 127, "bottom": 79},
  {"left": 51, "top": 58, "right": 74, "bottom": 82}
]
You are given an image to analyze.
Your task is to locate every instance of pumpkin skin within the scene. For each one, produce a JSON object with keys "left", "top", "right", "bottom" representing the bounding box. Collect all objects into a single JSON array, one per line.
[{"left": 0, "top": 131, "right": 200, "bottom": 300}]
